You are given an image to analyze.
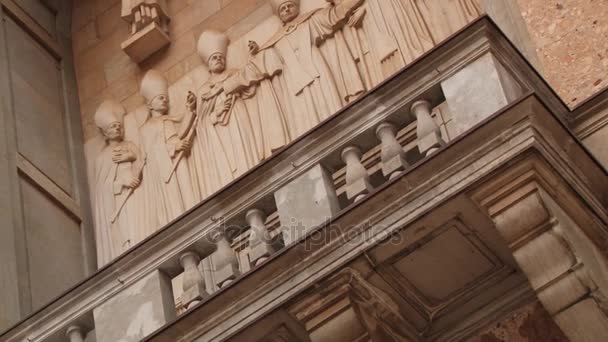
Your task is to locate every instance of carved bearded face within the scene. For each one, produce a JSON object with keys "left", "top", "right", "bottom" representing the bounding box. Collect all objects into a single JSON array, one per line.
[
  {"left": 149, "top": 94, "right": 169, "bottom": 114},
  {"left": 208, "top": 53, "right": 226, "bottom": 74},
  {"left": 278, "top": 1, "right": 299, "bottom": 23},
  {"left": 103, "top": 121, "right": 123, "bottom": 141}
]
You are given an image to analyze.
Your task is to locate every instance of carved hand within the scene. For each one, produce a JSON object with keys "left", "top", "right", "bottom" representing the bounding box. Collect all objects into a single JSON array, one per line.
[
  {"left": 248, "top": 40, "right": 260, "bottom": 56},
  {"left": 123, "top": 176, "right": 141, "bottom": 189},
  {"left": 223, "top": 94, "right": 234, "bottom": 113},
  {"left": 112, "top": 148, "right": 136, "bottom": 163},
  {"left": 186, "top": 91, "right": 197, "bottom": 112},
  {"left": 176, "top": 138, "right": 192, "bottom": 152}
]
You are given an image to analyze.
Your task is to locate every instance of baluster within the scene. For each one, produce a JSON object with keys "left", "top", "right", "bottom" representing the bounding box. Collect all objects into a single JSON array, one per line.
[
  {"left": 341, "top": 145, "right": 373, "bottom": 202},
  {"left": 179, "top": 251, "right": 209, "bottom": 309},
  {"left": 376, "top": 122, "right": 409, "bottom": 179},
  {"left": 66, "top": 325, "right": 85, "bottom": 342},
  {"left": 246, "top": 209, "right": 277, "bottom": 267},
  {"left": 411, "top": 100, "right": 445, "bottom": 156},
  {"left": 212, "top": 232, "right": 240, "bottom": 288}
]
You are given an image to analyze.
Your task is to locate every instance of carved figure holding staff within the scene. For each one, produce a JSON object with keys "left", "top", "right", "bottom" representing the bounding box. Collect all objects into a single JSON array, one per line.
[
  {"left": 258, "top": 0, "right": 367, "bottom": 137},
  {"left": 127, "top": 70, "right": 199, "bottom": 240},
  {"left": 188, "top": 30, "right": 261, "bottom": 198},
  {"left": 92, "top": 100, "right": 145, "bottom": 266}
]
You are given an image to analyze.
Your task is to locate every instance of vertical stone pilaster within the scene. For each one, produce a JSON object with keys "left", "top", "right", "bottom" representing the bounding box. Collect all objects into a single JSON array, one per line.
[
  {"left": 481, "top": 182, "right": 608, "bottom": 342},
  {"left": 275, "top": 164, "right": 341, "bottom": 246},
  {"left": 93, "top": 270, "right": 176, "bottom": 342},
  {"left": 441, "top": 52, "right": 523, "bottom": 137}
]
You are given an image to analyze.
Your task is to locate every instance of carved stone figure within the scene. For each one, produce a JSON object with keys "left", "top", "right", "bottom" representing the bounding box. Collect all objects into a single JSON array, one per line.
[
  {"left": 187, "top": 31, "right": 257, "bottom": 197},
  {"left": 121, "top": 0, "right": 170, "bottom": 34},
  {"left": 188, "top": 30, "right": 289, "bottom": 197},
  {"left": 92, "top": 100, "right": 145, "bottom": 266},
  {"left": 125, "top": 70, "right": 199, "bottom": 239},
  {"left": 364, "top": 0, "right": 434, "bottom": 66},
  {"left": 416, "top": 0, "right": 482, "bottom": 43},
  {"left": 259, "top": 0, "right": 366, "bottom": 137}
]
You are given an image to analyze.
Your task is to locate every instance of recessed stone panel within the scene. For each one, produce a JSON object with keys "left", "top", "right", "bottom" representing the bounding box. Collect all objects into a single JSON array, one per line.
[{"left": 392, "top": 225, "right": 496, "bottom": 304}]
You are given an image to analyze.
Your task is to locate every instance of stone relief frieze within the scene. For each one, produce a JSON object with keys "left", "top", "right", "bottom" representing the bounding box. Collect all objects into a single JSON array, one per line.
[{"left": 91, "top": 0, "right": 481, "bottom": 266}]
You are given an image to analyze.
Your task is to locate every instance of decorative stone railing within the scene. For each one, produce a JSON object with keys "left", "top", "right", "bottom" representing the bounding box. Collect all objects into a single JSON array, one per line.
[{"left": 0, "top": 17, "right": 585, "bottom": 342}]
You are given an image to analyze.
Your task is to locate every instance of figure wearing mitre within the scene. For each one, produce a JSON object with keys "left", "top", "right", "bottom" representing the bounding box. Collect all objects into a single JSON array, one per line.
[
  {"left": 258, "top": 0, "right": 366, "bottom": 138},
  {"left": 125, "top": 70, "right": 199, "bottom": 237},
  {"left": 187, "top": 31, "right": 288, "bottom": 198},
  {"left": 92, "top": 100, "right": 145, "bottom": 266},
  {"left": 121, "top": 0, "right": 170, "bottom": 34}
]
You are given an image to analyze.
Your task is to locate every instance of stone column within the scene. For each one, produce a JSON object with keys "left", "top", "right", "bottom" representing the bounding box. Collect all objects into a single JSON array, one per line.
[
  {"left": 246, "top": 209, "right": 277, "bottom": 267},
  {"left": 66, "top": 325, "right": 85, "bottom": 342},
  {"left": 482, "top": 182, "right": 608, "bottom": 342},
  {"left": 93, "top": 270, "right": 176, "bottom": 342},
  {"left": 179, "top": 251, "right": 208, "bottom": 309},
  {"left": 341, "top": 146, "right": 373, "bottom": 203},
  {"left": 376, "top": 122, "right": 408, "bottom": 179},
  {"left": 441, "top": 52, "right": 523, "bottom": 137},
  {"left": 275, "top": 164, "right": 341, "bottom": 245}
]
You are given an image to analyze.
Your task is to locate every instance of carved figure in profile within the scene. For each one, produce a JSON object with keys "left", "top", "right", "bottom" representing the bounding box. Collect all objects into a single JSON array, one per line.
[
  {"left": 92, "top": 100, "right": 145, "bottom": 266},
  {"left": 125, "top": 70, "right": 199, "bottom": 238},
  {"left": 258, "top": 0, "right": 366, "bottom": 137},
  {"left": 121, "top": 0, "right": 170, "bottom": 34}
]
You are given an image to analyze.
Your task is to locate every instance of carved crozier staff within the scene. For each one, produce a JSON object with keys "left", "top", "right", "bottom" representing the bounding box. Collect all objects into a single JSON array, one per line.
[
  {"left": 166, "top": 91, "right": 198, "bottom": 183},
  {"left": 111, "top": 149, "right": 146, "bottom": 224}
]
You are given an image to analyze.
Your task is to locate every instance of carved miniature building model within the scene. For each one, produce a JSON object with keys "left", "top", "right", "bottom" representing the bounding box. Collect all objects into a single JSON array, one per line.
[{"left": 1, "top": 1, "right": 608, "bottom": 342}]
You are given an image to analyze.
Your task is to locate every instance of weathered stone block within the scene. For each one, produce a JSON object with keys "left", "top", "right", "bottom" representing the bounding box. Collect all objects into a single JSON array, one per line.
[
  {"left": 441, "top": 52, "right": 522, "bottom": 137},
  {"left": 93, "top": 270, "right": 176, "bottom": 342},
  {"left": 275, "top": 164, "right": 340, "bottom": 245},
  {"left": 121, "top": 22, "right": 170, "bottom": 63}
]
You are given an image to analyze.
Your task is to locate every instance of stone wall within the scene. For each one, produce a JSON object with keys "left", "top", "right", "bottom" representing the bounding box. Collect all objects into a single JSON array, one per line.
[{"left": 516, "top": 0, "right": 608, "bottom": 107}]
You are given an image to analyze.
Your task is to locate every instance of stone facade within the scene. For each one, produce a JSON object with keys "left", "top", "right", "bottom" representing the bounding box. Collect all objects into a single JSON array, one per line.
[{"left": 2, "top": 1, "right": 608, "bottom": 342}]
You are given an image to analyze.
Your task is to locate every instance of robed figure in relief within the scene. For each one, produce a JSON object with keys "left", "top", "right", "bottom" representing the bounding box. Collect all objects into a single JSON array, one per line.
[
  {"left": 258, "top": 0, "right": 366, "bottom": 138},
  {"left": 92, "top": 100, "right": 145, "bottom": 266},
  {"left": 187, "top": 30, "right": 289, "bottom": 198},
  {"left": 124, "top": 70, "right": 199, "bottom": 240}
]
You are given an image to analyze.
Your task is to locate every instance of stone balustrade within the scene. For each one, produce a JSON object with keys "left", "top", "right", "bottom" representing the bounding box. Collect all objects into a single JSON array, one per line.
[{"left": 2, "top": 18, "right": 586, "bottom": 342}]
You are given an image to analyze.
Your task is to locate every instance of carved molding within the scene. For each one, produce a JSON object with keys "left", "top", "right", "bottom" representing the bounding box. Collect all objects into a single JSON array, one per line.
[{"left": 473, "top": 172, "right": 608, "bottom": 342}]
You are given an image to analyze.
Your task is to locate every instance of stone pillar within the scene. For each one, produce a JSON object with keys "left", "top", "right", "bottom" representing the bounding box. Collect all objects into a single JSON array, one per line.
[
  {"left": 411, "top": 100, "right": 444, "bottom": 156},
  {"left": 179, "top": 251, "right": 208, "bottom": 309},
  {"left": 275, "top": 164, "right": 341, "bottom": 246},
  {"left": 341, "top": 146, "right": 373, "bottom": 203},
  {"left": 211, "top": 232, "right": 240, "bottom": 288},
  {"left": 66, "top": 325, "right": 85, "bottom": 342},
  {"left": 375, "top": 122, "right": 408, "bottom": 179},
  {"left": 246, "top": 209, "right": 277, "bottom": 267},
  {"left": 93, "top": 270, "right": 176, "bottom": 342},
  {"left": 482, "top": 182, "right": 608, "bottom": 342},
  {"left": 441, "top": 52, "right": 523, "bottom": 137}
]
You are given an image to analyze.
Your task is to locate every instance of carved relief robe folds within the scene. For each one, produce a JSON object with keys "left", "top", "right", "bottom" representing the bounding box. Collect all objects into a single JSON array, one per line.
[
  {"left": 94, "top": 141, "right": 144, "bottom": 265},
  {"left": 125, "top": 71, "right": 199, "bottom": 241},
  {"left": 260, "top": 0, "right": 366, "bottom": 138},
  {"left": 190, "top": 72, "right": 258, "bottom": 197},
  {"left": 92, "top": 100, "right": 145, "bottom": 266}
]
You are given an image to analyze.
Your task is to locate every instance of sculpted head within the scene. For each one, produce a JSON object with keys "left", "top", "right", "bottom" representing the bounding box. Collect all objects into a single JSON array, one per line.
[
  {"left": 271, "top": 0, "right": 300, "bottom": 23},
  {"left": 95, "top": 100, "right": 126, "bottom": 142},
  {"left": 198, "top": 30, "right": 229, "bottom": 74},
  {"left": 141, "top": 70, "right": 170, "bottom": 115}
]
